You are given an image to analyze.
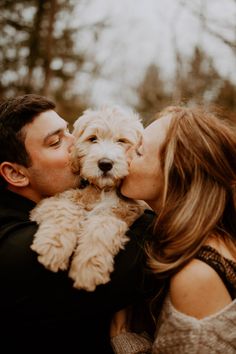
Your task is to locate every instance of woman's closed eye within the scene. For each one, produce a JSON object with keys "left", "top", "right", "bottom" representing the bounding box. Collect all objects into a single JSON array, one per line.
[{"left": 135, "top": 146, "right": 143, "bottom": 156}]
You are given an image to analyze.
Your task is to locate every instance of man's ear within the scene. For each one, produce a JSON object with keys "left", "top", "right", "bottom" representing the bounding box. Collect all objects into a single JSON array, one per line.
[{"left": 0, "top": 162, "right": 29, "bottom": 187}]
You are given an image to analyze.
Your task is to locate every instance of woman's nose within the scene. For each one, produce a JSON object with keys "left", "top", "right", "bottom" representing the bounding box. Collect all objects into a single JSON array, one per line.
[
  {"left": 126, "top": 146, "right": 134, "bottom": 165},
  {"left": 67, "top": 133, "right": 75, "bottom": 153}
]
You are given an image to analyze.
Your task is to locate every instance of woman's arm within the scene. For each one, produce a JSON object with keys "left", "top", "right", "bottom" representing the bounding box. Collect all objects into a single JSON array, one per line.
[
  {"left": 170, "top": 258, "right": 232, "bottom": 319},
  {"left": 110, "top": 308, "right": 153, "bottom": 354}
]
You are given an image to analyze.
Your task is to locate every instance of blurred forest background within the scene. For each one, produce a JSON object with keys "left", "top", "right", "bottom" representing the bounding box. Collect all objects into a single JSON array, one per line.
[{"left": 1, "top": 0, "right": 236, "bottom": 125}]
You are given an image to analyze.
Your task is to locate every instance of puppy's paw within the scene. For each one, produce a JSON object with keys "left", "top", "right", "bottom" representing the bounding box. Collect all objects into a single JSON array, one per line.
[
  {"left": 31, "top": 230, "right": 77, "bottom": 272},
  {"left": 31, "top": 242, "right": 68, "bottom": 272},
  {"left": 69, "top": 253, "right": 113, "bottom": 291}
]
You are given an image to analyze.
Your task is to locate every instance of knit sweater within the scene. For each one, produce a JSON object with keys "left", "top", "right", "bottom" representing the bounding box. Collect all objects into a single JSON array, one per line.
[{"left": 111, "top": 295, "right": 236, "bottom": 354}]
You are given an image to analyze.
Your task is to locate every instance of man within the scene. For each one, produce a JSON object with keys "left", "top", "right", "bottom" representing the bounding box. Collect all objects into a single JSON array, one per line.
[{"left": 0, "top": 94, "right": 155, "bottom": 354}]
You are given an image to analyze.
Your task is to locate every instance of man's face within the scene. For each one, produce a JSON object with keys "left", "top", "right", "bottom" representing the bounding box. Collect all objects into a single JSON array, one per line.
[{"left": 23, "top": 110, "right": 79, "bottom": 202}]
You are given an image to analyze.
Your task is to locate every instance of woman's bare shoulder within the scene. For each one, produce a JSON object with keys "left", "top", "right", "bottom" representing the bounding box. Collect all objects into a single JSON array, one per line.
[{"left": 169, "top": 258, "right": 232, "bottom": 319}]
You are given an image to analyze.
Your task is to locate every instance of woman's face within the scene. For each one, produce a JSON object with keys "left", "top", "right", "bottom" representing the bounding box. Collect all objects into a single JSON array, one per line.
[{"left": 120, "top": 114, "right": 172, "bottom": 211}]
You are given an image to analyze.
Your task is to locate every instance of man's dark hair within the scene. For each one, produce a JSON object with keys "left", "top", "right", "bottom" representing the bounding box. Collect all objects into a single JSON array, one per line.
[{"left": 0, "top": 94, "right": 55, "bottom": 186}]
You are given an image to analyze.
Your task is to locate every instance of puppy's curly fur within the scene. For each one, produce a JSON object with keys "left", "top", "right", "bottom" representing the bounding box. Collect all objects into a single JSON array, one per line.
[{"left": 30, "top": 106, "right": 146, "bottom": 291}]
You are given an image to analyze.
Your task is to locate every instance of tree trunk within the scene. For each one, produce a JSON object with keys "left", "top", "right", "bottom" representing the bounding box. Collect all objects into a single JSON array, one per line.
[{"left": 42, "top": 0, "right": 57, "bottom": 96}]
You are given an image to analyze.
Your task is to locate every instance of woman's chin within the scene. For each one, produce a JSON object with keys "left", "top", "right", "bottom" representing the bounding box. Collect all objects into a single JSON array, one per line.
[{"left": 119, "top": 179, "right": 129, "bottom": 195}]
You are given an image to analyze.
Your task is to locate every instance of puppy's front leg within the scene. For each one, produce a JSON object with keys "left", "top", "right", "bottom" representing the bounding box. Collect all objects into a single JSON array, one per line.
[
  {"left": 69, "top": 215, "right": 129, "bottom": 291},
  {"left": 30, "top": 196, "right": 83, "bottom": 272}
]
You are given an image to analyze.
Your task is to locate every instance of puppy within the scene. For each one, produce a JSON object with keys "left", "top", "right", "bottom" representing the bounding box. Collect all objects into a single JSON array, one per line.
[{"left": 30, "top": 106, "right": 146, "bottom": 291}]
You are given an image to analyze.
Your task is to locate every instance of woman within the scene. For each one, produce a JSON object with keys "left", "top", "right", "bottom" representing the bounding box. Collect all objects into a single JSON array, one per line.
[{"left": 110, "top": 105, "right": 236, "bottom": 353}]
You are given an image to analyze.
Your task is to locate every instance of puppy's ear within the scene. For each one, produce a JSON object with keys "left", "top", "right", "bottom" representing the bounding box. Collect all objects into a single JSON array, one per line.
[
  {"left": 0, "top": 162, "right": 29, "bottom": 187},
  {"left": 71, "top": 159, "right": 80, "bottom": 174},
  {"left": 72, "top": 120, "right": 86, "bottom": 139},
  {"left": 72, "top": 111, "right": 92, "bottom": 139}
]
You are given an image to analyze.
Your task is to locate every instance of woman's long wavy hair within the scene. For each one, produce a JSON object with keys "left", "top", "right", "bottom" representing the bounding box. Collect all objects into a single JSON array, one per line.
[{"left": 146, "top": 106, "right": 236, "bottom": 282}]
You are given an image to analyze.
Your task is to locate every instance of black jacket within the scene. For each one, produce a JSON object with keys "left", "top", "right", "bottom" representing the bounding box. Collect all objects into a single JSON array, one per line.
[{"left": 0, "top": 189, "right": 156, "bottom": 354}]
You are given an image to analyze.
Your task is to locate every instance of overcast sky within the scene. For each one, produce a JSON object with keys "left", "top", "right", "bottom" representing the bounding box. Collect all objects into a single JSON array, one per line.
[{"left": 73, "top": 0, "right": 236, "bottom": 107}]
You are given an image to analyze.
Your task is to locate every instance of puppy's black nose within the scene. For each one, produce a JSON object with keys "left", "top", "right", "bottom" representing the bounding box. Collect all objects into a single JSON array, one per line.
[{"left": 98, "top": 158, "right": 113, "bottom": 172}]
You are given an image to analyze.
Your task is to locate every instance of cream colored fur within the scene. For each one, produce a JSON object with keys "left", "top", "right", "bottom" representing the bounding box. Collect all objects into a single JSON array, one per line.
[{"left": 30, "top": 106, "right": 146, "bottom": 291}]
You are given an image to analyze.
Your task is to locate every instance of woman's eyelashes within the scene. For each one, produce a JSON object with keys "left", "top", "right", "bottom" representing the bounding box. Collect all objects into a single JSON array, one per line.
[{"left": 135, "top": 146, "right": 143, "bottom": 156}]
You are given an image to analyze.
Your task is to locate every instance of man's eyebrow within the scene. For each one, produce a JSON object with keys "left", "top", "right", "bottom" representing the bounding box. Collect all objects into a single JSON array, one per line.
[{"left": 43, "top": 123, "right": 68, "bottom": 144}]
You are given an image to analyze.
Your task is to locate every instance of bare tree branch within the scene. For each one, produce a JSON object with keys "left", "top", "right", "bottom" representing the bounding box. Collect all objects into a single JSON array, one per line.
[{"left": 178, "top": 0, "right": 236, "bottom": 50}]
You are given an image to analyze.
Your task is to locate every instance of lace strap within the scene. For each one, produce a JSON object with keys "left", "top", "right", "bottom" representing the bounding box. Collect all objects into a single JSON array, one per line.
[{"left": 196, "top": 245, "right": 236, "bottom": 299}]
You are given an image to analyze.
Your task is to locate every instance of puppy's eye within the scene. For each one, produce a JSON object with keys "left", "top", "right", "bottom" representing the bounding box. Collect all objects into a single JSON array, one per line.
[
  {"left": 88, "top": 136, "right": 97, "bottom": 143},
  {"left": 117, "top": 138, "right": 129, "bottom": 144}
]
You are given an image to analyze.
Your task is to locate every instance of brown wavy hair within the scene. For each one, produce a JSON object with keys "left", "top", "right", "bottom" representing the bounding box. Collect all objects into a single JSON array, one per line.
[{"left": 146, "top": 105, "right": 236, "bottom": 280}]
